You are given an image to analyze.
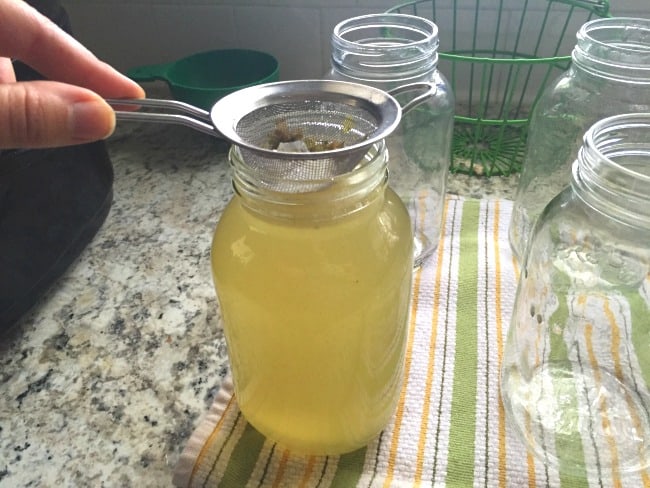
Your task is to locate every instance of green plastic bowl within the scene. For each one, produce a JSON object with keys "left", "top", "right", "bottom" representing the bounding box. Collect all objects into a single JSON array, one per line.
[{"left": 127, "top": 49, "right": 279, "bottom": 110}]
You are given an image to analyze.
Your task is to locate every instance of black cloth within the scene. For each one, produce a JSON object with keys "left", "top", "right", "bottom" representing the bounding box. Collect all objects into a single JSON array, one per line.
[{"left": 0, "top": 0, "right": 115, "bottom": 334}]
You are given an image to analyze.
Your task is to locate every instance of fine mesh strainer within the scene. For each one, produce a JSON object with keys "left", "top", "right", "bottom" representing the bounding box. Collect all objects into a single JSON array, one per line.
[{"left": 111, "top": 79, "right": 434, "bottom": 181}]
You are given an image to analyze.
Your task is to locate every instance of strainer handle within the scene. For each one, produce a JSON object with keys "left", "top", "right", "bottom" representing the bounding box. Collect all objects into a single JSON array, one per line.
[
  {"left": 387, "top": 82, "right": 437, "bottom": 115},
  {"left": 107, "top": 98, "right": 221, "bottom": 138}
]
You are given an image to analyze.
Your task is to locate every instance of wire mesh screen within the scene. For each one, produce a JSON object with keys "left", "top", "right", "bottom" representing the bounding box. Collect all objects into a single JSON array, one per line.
[{"left": 387, "top": 0, "right": 610, "bottom": 176}]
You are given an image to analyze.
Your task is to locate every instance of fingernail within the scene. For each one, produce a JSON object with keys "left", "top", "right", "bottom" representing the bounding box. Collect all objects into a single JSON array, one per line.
[{"left": 70, "top": 100, "right": 115, "bottom": 141}]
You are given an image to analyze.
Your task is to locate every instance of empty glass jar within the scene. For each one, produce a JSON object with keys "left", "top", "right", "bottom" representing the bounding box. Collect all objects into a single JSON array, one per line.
[
  {"left": 501, "top": 113, "right": 650, "bottom": 479},
  {"left": 326, "top": 13, "right": 454, "bottom": 267},
  {"left": 211, "top": 142, "right": 413, "bottom": 455},
  {"left": 509, "top": 17, "right": 650, "bottom": 260}
]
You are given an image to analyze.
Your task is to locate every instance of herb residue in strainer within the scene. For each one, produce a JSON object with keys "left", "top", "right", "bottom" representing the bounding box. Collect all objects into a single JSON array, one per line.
[{"left": 269, "top": 118, "right": 351, "bottom": 153}]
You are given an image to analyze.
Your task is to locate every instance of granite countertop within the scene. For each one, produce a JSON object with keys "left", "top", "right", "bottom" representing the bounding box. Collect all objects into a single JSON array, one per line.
[{"left": 0, "top": 97, "right": 518, "bottom": 487}]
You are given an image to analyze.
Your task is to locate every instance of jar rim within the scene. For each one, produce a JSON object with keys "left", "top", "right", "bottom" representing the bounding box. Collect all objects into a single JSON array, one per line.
[
  {"left": 229, "top": 141, "right": 389, "bottom": 222},
  {"left": 573, "top": 17, "right": 650, "bottom": 83},
  {"left": 573, "top": 112, "right": 650, "bottom": 227},
  {"left": 583, "top": 112, "right": 650, "bottom": 183},
  {"left": 330, "top": 13, "right": 439, "bottom": 81},
  {"left": 230, "top": 140, "right": 388, "bottom": 193},
  {"left": 333, "top": 13, "right": 439, "bottom": 52}
]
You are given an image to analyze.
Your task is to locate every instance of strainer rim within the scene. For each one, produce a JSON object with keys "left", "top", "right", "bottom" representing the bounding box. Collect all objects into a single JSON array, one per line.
[{"left": 209, "top": 79, "right": 402, "bottom": 160}]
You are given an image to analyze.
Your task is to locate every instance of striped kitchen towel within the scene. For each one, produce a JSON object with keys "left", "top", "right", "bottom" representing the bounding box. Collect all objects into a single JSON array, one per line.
[{"left": 172, "top": 197, "right": 647, "bottom": 487}]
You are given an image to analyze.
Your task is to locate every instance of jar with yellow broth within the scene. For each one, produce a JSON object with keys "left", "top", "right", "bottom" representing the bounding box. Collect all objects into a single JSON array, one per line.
[{"left": 211, "top": 140, "right": 413, "bottom": 455}]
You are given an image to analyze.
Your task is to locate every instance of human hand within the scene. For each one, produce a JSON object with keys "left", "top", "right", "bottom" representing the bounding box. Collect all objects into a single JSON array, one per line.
[{"left": 0, "top": 0, "right": 145, "bottom": 149}]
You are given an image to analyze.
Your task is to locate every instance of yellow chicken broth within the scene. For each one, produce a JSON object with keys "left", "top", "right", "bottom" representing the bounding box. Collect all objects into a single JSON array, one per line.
[{"left": 211, "top": 186, "right": 412, "bottom": 455}]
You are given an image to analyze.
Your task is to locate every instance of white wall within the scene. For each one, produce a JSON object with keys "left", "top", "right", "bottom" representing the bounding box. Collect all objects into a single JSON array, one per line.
[{"left": 62, "top": 0, "right": 649, "bottom": 100}]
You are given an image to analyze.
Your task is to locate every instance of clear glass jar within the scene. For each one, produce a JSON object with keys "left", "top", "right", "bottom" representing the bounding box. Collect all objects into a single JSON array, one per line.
[
  {"left": 509, "top": 17, "right": 650, "bottom": 260},
  {"left": 211, "top": 142, "right": 413, "bottom": 455},
  {"left": 326, "top": 13, "right": 454, "bottom": 267},
  {"left": 501, "top": 113, "right": 650, "bottom": 478}
]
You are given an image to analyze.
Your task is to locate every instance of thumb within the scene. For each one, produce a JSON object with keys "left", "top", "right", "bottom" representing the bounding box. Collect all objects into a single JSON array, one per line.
[{"left": 0, "top": 80, "right": 115, "bottom": 149}]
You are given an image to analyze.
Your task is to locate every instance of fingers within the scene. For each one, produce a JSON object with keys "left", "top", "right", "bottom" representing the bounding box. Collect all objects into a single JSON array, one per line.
[
  {"left": 0, "top": 0, "right": 144, "bottom": 99},
  {"left": 0, "top": 0, "right": 144, "bottom": 148},
  {"left": 0, "top": 57, "right": 16, "bottom": 83},
  {"left": 0, "top": 81, "right": 116, "bottom": 149}
]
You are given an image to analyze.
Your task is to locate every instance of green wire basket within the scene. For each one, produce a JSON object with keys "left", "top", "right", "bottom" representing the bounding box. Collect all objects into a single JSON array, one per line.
[{"left": 387, "top": 0, "right": 610, "bottom": 176}]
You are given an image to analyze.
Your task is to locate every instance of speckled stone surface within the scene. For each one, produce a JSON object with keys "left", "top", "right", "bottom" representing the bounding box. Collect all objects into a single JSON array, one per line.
[{"left": 0, "top": 98, "right": 518, "bottom": 487}]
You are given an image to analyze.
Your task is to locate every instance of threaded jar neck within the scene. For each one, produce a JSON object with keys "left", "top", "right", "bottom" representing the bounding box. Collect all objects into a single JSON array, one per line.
[
  {"left": 230, "top": 142, "right": 389, "bottom": 222},
  {"left": 331, "top": 14, "right": 439, "bottom": 82},
  {"left": 572, "top": 17, "right": 650, "bottom": 84},
  {"left": 572, "top": 113, "right": 650, "bottom": 229}
]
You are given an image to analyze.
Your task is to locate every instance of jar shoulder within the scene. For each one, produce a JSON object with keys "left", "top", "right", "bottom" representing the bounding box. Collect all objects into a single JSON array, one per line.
[
  {"left": 531, "top": 186, "right": 650, "bottom": 253},
  {"left": 212, "top": 188, "right": 412, "bottom": 255},
  {"left": 534, "top": 68, "right": 650, "bottom": 116}
]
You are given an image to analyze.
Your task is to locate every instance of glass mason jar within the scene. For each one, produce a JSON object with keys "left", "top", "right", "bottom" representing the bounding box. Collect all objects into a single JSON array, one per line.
[
  {"left": 509, "top": 17, "right": 650, "bottom": 260},
  {"left": 326, "top": 13, "right": 454, "bottom": 267},
  {"left": 211, "top": 142, "right": 413, "bottom": 455},
  {"left": 501, "top": 113, "right": 650, "bottom": 479}
]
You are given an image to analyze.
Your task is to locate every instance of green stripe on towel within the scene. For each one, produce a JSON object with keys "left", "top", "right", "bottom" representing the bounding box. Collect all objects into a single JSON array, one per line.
[
  {"left": 447, "top": 199, "right": 479, "bottom": 482},
  {"left": 217, "top": 422, "right": 266, "bottom": 487}
]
